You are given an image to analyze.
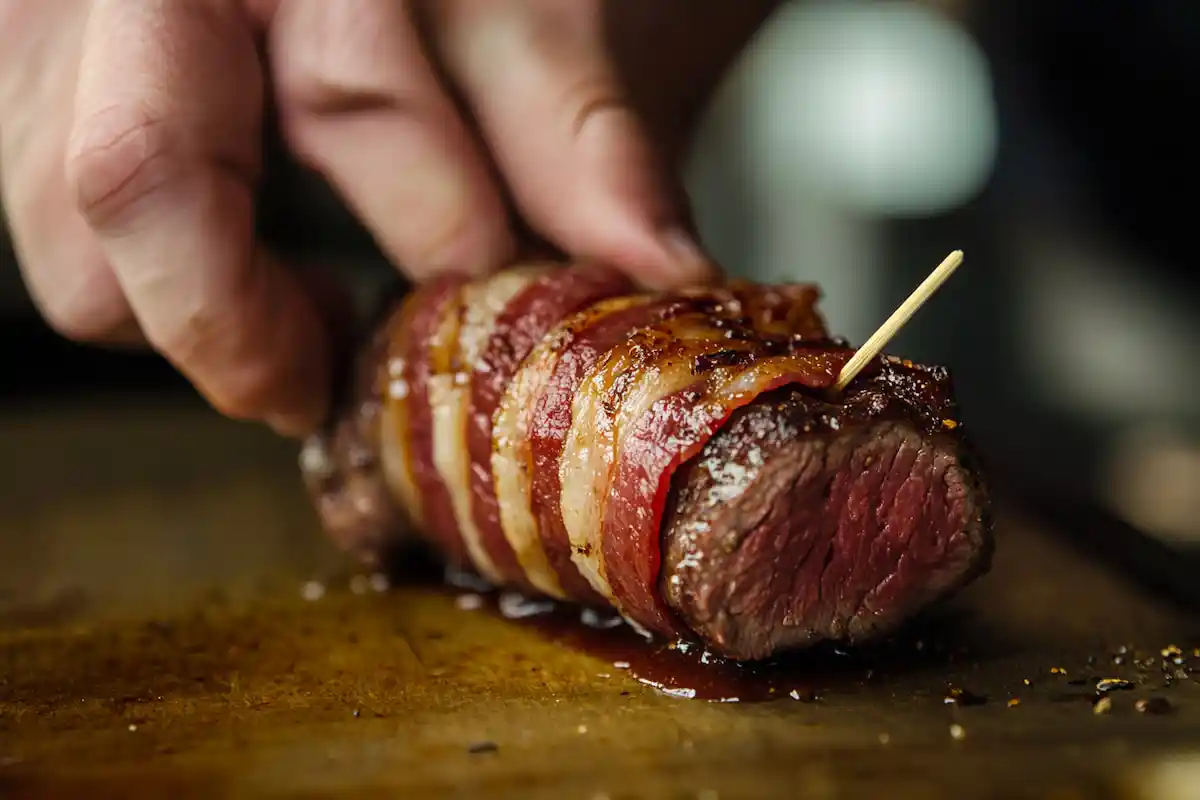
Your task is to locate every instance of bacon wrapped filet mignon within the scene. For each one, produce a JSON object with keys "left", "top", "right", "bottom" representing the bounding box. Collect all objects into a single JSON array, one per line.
[{"left": 300, "top": 262, "right": 993, "bottom": 661}]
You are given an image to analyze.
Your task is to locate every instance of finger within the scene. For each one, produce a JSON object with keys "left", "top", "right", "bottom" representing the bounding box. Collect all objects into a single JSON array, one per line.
[
  {"left": 0, "top": 6, "right": 141, "bottom": 344},
  {"left": 67, "top": 0, "right": 330, "bottom": 436},
  {"left": 267, "top": 0, "right": 515, "bottom": 282},
  {"left": 433, "top": 0, "right": 717, "bottom": 289},
  {"left": 3, "top": 158, "right": 142, "bottom": 344}
]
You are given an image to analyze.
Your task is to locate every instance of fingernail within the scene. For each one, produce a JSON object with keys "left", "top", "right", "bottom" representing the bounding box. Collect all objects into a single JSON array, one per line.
[{"left": 657, "top": 227, "right": 720, "bottom": 287}]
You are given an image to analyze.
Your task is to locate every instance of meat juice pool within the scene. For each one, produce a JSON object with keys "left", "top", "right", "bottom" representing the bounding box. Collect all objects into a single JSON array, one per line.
[{"left": 437, "top": 566, "right": 951, "bottom": 703}]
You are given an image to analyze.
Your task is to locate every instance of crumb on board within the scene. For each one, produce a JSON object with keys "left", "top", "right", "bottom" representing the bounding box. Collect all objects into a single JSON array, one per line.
[
  {"left": 943, "top": 687, "right": 987, "bottom": 707},
  {"left": 1093, "top": 696, "right": 1113, "bottom": 715},
  {"left": 1136, "top": 697, "right": 1173, "bottom": 715},
  {"left": 456, "top": 594, "right": 484, "bottom": 611},
  {"left": 949, "top": 724, "right": 966, "bottom": 741}
]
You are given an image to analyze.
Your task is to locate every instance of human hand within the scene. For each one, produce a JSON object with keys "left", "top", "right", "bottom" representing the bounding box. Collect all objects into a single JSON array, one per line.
[{"left": 0, "top": 0, "right": 780, "bottom": 437}]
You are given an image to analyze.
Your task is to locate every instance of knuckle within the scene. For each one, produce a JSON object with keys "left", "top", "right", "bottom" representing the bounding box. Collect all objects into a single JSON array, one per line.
[
  {"left": 272, "top": 0, "right": 399, "bottom": 114},
  {"left": 64, "top": 109, "right": 179, "bottom": 230},
  {"left": 555, "top": 75, "right": 632, "bottom": 139}
]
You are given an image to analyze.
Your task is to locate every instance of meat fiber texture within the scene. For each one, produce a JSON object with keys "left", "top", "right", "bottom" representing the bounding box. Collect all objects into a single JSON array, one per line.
[{"left": 300, "top": 262, "right": 993, "bottom": 661}]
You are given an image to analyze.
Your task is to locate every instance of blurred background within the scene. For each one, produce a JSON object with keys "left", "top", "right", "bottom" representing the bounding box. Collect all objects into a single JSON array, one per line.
[{"left": 2, "top": 0, "right": 1197, "bottom": 556}]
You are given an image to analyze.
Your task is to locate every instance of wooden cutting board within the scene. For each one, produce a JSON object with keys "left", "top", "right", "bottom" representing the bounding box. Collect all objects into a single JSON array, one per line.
[{"left": 1, "top": 396, "right": 1197, "bottom": 799}]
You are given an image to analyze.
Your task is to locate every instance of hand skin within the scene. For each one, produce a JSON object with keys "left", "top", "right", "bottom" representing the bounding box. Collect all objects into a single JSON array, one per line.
[{"left": 0, "top": 0, "right": 781, "bottom": 437}]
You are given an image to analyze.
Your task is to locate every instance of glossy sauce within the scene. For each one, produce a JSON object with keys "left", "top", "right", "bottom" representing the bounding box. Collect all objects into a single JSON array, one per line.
[{"left": 437, "top": 566, "right": 950, "bottom": 703}]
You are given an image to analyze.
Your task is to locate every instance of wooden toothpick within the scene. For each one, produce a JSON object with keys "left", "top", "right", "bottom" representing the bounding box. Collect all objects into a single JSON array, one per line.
[{"left": 833, "top": 249, "right": 965, "bottom": 392}]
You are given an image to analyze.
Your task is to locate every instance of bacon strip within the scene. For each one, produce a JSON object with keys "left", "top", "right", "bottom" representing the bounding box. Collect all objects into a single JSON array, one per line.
[
  {"left": 378, "top": 295, "right": 424, "bottom": 532},
  {"left": 527, "top": 295, "right": 715, "bottom": 603},
  {"left": 470, "top": 264, "right": 634, "bottom": 589},
  {"left": 492, "top": 294, "right": 649, "bottom": 600},
  {"left": 388, "top": 275, "right": 470, "bottom": 566},
  {"left": 492, "top": 330, "right": 570, "bottom": 598},
  {"left": 557, "top": 308, "right": 731, "bottom": 603},
  {"left": 428, "top": 267, "right": 547, "bottom": 583}
]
